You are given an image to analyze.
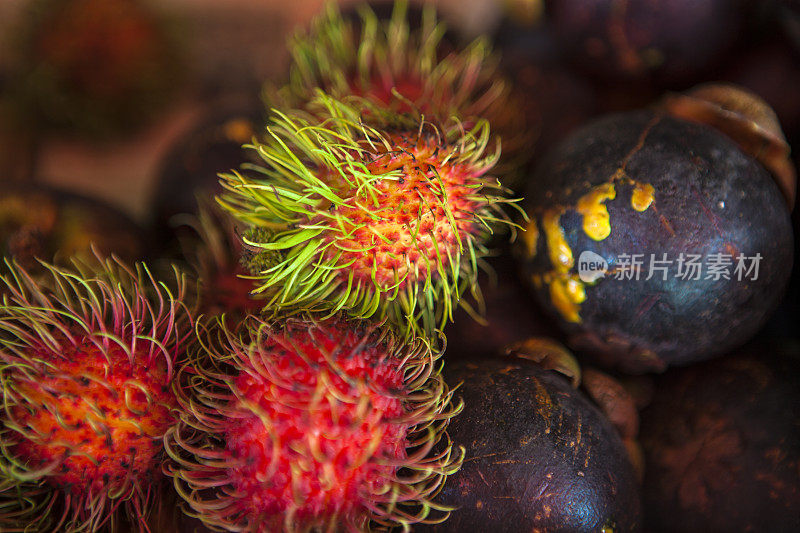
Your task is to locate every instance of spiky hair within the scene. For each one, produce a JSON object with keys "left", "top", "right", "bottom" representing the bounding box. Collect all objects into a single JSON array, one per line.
[
  {"left": 278, "top": 0, "right": 523, "bottom": 153},
  {"left": 218, "top": 93, "right": 520, "bottom": 340},
  {"left": 0, "top": 253, "right": 193, "bottom": 532},
  {"left": 165, "top": 314, "right": 463, "bottom": 532}
]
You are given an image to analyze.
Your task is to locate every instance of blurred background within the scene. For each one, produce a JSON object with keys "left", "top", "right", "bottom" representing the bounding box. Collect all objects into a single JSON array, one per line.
[
  {"left": 1, "top": 0, "right": 797, "bottom": 232},
  {"left": 0, "top": 0, "right": 797, "bottom": 230}
]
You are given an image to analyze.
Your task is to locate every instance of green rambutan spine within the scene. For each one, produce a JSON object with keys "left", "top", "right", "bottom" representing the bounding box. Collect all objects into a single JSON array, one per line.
[
  {"left": 281, "top": 1, "right": 501, "bottom": 120},
  {"left": 173, "top": 199, "right": 269, "bottom": 318},
  {"left": 275, "top": 0, "right": 526, "bottom": 174},
  {"left": 218, "top": 92, "right": 522, "bottom": 341}
]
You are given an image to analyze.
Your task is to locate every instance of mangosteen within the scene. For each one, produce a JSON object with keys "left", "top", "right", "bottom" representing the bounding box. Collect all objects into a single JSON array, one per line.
[
  {"left": 721, "top": 40, "right": 800, "bottom": 139},
  {"left": 493, "top": 23, "right": 599, "bottom": 186},
  {"left": 420, "top": 356, "right": 642, "bottom": 532},
  {"left": 517, "top": 88, "right": 794, "bottom": 372},
  {"left": 662, "top": 84, "right": 796, "bottom": 206},
  {"left": 580, "top": 366, "right": 646, "bottom": 481},
  {"left": 151, "top": 102, "right": 263, "bottom": 250},
  {"left": 0, "top": 183, "right": 146, "bottom": 269},
  {"left": 640, "top": 341, "right": 800, "bottom": 532},
  {"left": 549, "top": 0, "right": 747, "bottom": 87},
  {"left": 773, "top": 0, "right": 800, "bottom": 54}
]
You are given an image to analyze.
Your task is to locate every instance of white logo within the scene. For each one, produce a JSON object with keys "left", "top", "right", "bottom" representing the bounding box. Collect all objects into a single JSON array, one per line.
[{"left": 578, "top": 251, "right": 608, "bottom": 283}]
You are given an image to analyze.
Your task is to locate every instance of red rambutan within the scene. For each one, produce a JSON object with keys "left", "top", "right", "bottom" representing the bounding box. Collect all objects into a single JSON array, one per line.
[
  {"left": 0, "top": 254, "right": 192, "bottom": 532},
  {"left": 165, "top": 315, "right": 462, "bottom": 532}
]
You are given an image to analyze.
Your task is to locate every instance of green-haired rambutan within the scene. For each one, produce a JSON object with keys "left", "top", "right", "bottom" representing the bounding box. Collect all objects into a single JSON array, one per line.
[
  {"left": 278, "top": 1, "right": 524, "bottom": 167},
  {"left": 0, "top": 254, "right": 192, "bottom": 532},
  {"left": 219, "top": 93, "right": 519, "bottom": 340},
  {"left": 165, "top": 314, "right": 463, "bottom": 532}
]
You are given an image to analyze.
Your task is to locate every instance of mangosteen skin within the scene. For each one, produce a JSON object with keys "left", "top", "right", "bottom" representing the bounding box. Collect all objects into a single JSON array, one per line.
[
  {"left": 549, "top": 0, "right": 745, "bottom": 86},
  {"left": 518, "top": 110, "right": 793, "bottom": 373},
  {"left": 0, "top": 183, "right": 146, "bottom": 268},
  {"left": 422, "top": 357, "right": 642, "bottom": 532},
  {"left": 493, "top": 25, "right": 599, "bottom": 187},
  {"left": 152, "top": 104, "right": 262, "bottom": 249},
  {"left": 640, "top": 344, "right": 800, "bottom": 532}
]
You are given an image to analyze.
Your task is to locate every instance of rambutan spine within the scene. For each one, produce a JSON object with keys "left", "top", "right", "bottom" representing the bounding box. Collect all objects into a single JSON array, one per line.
[
  {"left": 282, "top": 1, "right": 503, "bottom": 123},
  {"left": 218, "top": 93, "right": 521, "bottom": 340},
  {"left": 0, "top": 253, "right": 193, "bottom": 532},
  {"left": 164, "top": 314, "right": 463, "bottom": 532},
  {"left": 277, "top": 0, "right": 526, "bottom": 174}
]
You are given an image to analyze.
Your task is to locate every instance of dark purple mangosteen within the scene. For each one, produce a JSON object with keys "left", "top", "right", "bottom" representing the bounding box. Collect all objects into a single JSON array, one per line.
[
  {"left": 548, "top": 0, "right": 747, "bottom": 87},
  {"left": 722, "top": 40, "right": 800, "bottom": 140},
  {"left": 151, "top": 102, "right": 263, "bottom": 250},
  {"left": 419, "top": 356, "right": 642, "bottom": 532},
  {"left": 0, "top": 182, "right": 146, "bottom": 269},
  {"left": 443, "top": 252, "right": 559, "bottom": 360},
  {"left": 517, "top": 88, "right": 794, "bottom": 373},
  {"left": 493, "top": 23, "right": 600, "bottom": 188},
  {"left": 640, "top": 341, "right": 800, "bottom": 532}
]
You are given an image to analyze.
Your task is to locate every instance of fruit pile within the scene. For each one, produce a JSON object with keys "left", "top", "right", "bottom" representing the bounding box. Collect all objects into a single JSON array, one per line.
[{"left": 0, "top": 1, "right": 798, "bottom": 532}]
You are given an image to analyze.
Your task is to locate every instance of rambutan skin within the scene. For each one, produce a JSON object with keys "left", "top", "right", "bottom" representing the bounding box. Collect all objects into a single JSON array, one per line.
[
  {"left": 7, "top": 342, "right": 174, "bottom": 495},
  {"left": 274, "top": 1, "right": 529, "bottom": 185},
  {"left": 219, "top": 93, "right": 520, "bottom": 340},
  {"left": 0, "top": 254, "right": 193, "bottom": 532},
  {"left": 313, "top": 132, "right": 489, "bottom": 289},
  {"left": 165, "top": 315, "right": 463, "bottom": 533}
]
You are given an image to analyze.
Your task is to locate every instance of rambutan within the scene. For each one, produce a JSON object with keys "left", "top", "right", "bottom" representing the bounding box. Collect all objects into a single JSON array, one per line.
[
  {"left": 218, "top": 94, "right": 519, "bottom": 339},
  {"left": 279, "top": 1, "right": 524, "bottom": 167},
  {"left": 0, "top": 254, "right": 192, "bottom": 532},
  {"left": 165, "top": 314, "right": 463, "bottom": 532}
]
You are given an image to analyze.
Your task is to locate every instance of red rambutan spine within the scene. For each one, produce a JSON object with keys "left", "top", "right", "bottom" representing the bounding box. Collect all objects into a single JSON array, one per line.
[{"left": 165, "top": 314, "right": 463, "bottom": 532}]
